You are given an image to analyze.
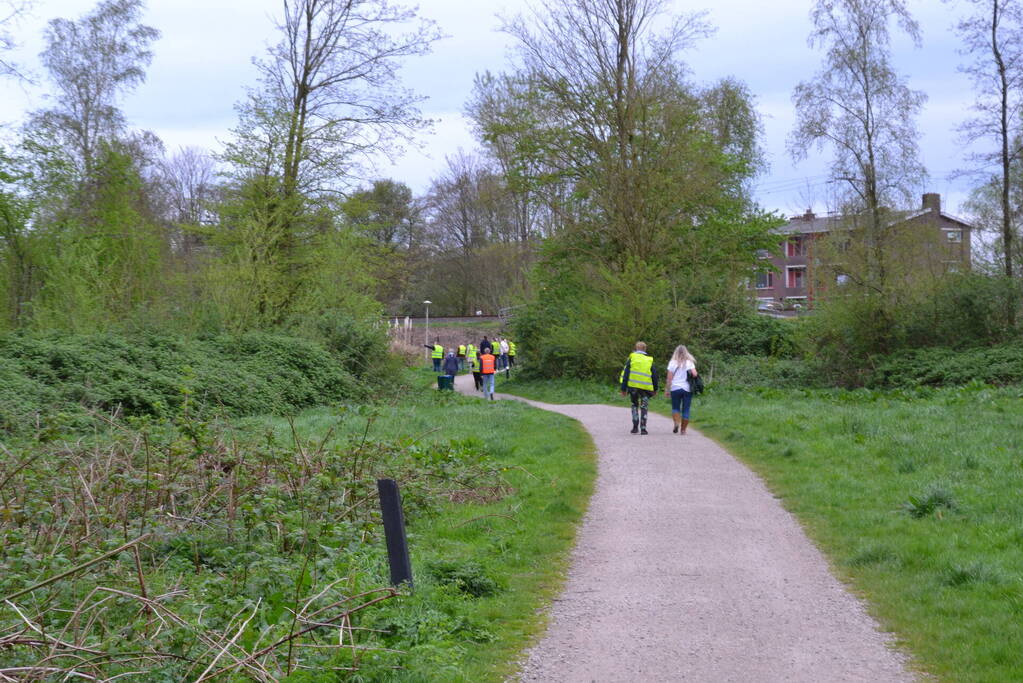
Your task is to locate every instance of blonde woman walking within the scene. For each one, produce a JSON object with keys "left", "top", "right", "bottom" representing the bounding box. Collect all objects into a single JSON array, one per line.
[{"left": 665, "top": 345, "right": 697, "bottom": 435}]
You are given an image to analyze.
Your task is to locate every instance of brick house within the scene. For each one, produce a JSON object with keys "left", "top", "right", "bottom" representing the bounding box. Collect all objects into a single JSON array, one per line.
[{"left": 751, "top": 193, "right": 973, "bottom": 309}]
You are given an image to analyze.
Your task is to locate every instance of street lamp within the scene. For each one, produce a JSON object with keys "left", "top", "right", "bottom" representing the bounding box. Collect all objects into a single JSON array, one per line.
[{"left": 423, "top": 300, "right": 432, "bottom": 365}]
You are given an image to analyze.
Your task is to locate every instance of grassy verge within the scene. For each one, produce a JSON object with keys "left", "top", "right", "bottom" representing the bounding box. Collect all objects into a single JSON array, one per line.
[
  {"left": 0, "top": 369, "right": 595, "bottom": 681},
  {"left": 274, "top": 373, "right": 596, "bottom": 681},
  {"left": 498, "top": 377, "right": 1023, "bottom": 681}
]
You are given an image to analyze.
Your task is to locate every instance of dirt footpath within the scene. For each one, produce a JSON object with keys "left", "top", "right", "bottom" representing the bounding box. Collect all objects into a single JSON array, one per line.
[{"left": 453, "top": 374, "right": 915, "bottom": 682}]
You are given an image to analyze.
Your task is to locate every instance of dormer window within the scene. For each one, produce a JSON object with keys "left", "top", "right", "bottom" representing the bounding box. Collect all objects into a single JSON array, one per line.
[{"left": 947, "top": 230, "right": 962, "bottom": 243}]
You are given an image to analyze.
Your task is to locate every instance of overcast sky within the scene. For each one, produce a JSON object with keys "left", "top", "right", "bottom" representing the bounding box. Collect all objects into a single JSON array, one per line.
[{"left": 0, "top": 0, "right": 983, "bottom": 217}]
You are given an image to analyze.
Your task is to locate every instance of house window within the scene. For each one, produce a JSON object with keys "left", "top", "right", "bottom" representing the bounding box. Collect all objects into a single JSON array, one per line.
[
  {"left": 786, "top": 236, "right": 807, "bottom": 257},
  {"left": 947, "top": 230, "right": 962, "bottom": 243},
  {"left": 787, "top": 266, "right": 806, "bottom": 289},
  {"left": 756, "top": 249, "right": 771, "bottom": 259},
  {"left": 755, "top": 272, "right": 774, "bottom": 289}
]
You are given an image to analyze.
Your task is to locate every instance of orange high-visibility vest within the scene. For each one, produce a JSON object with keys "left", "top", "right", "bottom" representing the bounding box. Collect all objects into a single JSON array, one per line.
[{"left": 480, "top": 354, "right": 496, "bottom": 374}]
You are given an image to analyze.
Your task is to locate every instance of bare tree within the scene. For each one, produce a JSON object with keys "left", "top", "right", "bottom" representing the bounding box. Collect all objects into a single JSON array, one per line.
[
  {"left": 160, "top": 146, "right": 218, "bottom": 255},
  {"left": 248, "top": 0, "right": 441, "bottom": 197},
  {"left": 0, "top": 0, "right": 34, "bottom": 80},
  {"left": 790, "top": 0, "right": 927, "bottom": 292},
  {"left": 952, "top": 0, "right": 1023, "bottom": 325},
  {"left": 29, "top": 0, "right": 159, "bottom": 175}
]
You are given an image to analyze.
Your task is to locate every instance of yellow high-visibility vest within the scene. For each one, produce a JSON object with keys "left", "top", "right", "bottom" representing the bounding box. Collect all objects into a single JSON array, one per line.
[
  {"left": 619, "top": 351, "right": 654, "bottom": 391},
  {"left": 509, "top": 341, "right": 517, "bottom": 356},
  {"left": 432, "top": 344, "right": 444, "bottom": 359}
]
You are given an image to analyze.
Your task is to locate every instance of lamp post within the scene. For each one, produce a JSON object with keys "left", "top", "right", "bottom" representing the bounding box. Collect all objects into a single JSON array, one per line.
[{"left": 423, "top": 300, "right": 432, "bottom": 366}]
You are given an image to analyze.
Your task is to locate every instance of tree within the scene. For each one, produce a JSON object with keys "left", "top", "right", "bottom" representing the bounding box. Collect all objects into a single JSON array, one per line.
[
  {"left": 30, "top": 0, "right": 159, "bottom": 176},
  {"left": 219, "top": 0, "right": 440, "bottom": 322},
  {"left": 0, "top": 0, "right": 33, "bottom": 80},
  {"left": 159, "top": 146, "right": 217, "bottom": 257},
  {"left": 486, "top": 0, "right": 780, "bottom": 377},
  {"left": 790, "top": 0, "right": 927, "bottom": 344},
  {"left": 952, "top": 0, "right": 1023, "bottom": 327}
]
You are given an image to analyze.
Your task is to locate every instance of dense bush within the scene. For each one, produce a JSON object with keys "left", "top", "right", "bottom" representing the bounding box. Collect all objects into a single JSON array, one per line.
[
  {"left": 701, "top": 352, "right": 824, "bottom": 389},
  {"left": 702, "top": 312, "right": 800, "bottom": 357},
  {"left": 0, "top": 316, "right": 393, "bottom": 436},
  {"left": 868, "top": 342, "right": 1023, "bottom": 388}
]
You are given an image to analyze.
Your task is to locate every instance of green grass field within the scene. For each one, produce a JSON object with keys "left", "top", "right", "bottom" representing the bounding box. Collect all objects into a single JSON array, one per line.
[
  {"left": 499, "top": 376, "right": 1023, "bottom": 682},
  {"left": 272, "top": 376, "right": 597, "bottom": 680},
  {"left": 0, "top": 370, "right": 596, "bottom": 682}
]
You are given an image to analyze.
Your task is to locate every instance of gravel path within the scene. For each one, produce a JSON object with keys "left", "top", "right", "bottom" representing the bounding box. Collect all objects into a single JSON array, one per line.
[{"left": 454, "top": 374, "right": 915, "bottom": 682}]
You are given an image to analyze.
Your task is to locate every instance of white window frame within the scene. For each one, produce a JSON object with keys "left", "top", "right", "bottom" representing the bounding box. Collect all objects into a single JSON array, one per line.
[
  {"left": 786, "top": 265, "right": 807, "bottom": 289},
  {"left": 946, "top": 230, "right": 962, "bottom": 243}
]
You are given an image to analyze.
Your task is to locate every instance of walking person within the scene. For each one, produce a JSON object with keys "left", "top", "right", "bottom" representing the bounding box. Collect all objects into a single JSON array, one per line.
[
  {"left": 499, "top": 337, "right": 510, "bottom": 372},
  {"left": 619, "top": 341, "right": 659, "bottom": 435},
  {"left": 466, "top": 343, "right": 481, "bottom": 390},
  {"left": 424, "top": 339, "right": 444, "bottom": 373},
  {"left": 457, "top": 343, "right": 467, "bottom": 371},
  {"left": 665, "top": 345, "right": 697, "bottom": 435},
  {"left": 508, "top": 339, "right": 517, "bottom": 368},
  {"left": 442, "top": 348, "right": 460, "bottom": 377},
  {"left": 479, "top": 347, "right": 497, "bottom": 400},
  {"left": 480, "top": 335, "right": 493, "bottom": 355}
]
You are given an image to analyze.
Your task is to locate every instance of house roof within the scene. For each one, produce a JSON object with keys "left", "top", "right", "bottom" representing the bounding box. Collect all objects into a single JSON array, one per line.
[{"left": 775, "top": 209, "right": 974, "bottom": 236}]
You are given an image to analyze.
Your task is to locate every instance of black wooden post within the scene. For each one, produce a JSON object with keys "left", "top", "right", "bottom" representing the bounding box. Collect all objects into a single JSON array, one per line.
[{"left": 377, "top": 478, "right": 413, "bottom": 588}]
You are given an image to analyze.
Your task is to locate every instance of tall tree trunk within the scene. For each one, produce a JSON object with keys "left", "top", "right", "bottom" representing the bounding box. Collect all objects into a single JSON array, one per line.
[{"left": 993, "top": 0, "right": 1017, "bottom": 328}]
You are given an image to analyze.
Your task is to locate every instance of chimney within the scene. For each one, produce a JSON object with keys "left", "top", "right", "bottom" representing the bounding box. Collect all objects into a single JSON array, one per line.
[
  {"left": 802, "top": 209, "right": 815, "bottom": 221},
  {"left": 922, "top": 193, "right": 941, "bottom": 214}
]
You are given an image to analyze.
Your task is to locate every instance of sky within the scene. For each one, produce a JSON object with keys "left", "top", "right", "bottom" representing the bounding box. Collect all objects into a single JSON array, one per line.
[{"left": 0, "top": 0, "right": 984, "bottom": 218}]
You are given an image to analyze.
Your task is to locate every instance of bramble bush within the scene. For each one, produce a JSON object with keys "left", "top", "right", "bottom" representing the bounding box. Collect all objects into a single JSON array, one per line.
[
  {"left": 0, "top": 314, "right": 394, "bottom": 437},
  {"left": 868, "top": 341, "right": 1023, "bottom": 388}
]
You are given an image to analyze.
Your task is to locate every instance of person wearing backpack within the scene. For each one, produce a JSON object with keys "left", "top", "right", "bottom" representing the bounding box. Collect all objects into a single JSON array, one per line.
[{"left": 665, "top": 345, "right": 698, "bottom": 435}]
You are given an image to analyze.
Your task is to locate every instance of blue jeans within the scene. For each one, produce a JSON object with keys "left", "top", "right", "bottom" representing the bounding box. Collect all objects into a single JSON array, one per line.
[
  {"left": 670, "top": 389, "right": 693, "bottom": 419},
  {"left": 432, "top": 358, "right": 441, "bottom": 372},
  {"left": 482, "top": 373, "right": 495, "bottom": 398}
]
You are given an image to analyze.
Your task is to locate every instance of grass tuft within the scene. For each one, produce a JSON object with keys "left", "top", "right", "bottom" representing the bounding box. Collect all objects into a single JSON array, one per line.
[{"left": 904, "top": 486, "right": 958, "bottom": 519}]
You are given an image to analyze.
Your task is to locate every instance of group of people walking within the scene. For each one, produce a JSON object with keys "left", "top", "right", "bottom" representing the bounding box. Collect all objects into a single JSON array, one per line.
[
  {"left": 619, "top": 341, "right": 698, "bottom": 435},
  {"left": 425, "top": 335, "right": 518, "bottom": 401}
]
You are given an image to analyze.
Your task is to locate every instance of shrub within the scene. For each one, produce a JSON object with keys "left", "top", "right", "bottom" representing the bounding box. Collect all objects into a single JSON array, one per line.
[
  {"left": 0, "top": 327, "right": 395, "bottom": 437},
  {"left": 702, "top": 312, "right": 800, "bottom": 357},
  {"left": 869, "top": 342, "right": 1023, "bottom": 388}
]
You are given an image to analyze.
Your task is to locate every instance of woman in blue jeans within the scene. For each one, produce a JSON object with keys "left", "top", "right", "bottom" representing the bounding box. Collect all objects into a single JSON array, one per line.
[{"left": 664, "top": 345, "right": 697, "bottom": 435}]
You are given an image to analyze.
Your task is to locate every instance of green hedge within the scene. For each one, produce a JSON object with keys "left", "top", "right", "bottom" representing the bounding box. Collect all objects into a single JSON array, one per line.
[
  {"left": 868, "top": 342, "right": 1023, "bottom": 388},
  {"left": 0, "top": 318, "right": 392, "bottom": 437}
]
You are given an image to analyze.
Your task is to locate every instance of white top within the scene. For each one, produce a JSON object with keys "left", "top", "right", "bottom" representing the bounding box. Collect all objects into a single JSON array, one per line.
[
  {"left": 667, "top": 359, "right": 696, "bottom": 392},
  {"left": 500, "top": 340, "right": 510, "bottom": 353}
]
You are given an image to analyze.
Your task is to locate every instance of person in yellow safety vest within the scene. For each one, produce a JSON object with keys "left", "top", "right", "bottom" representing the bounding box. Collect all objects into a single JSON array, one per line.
[
  {"left": 508, "top": 340, "right": 517, "bottom": 368},
  {"left": 619, "top": 341, "right": 659, "bottom": 435},
  {"left": 466, "top": 344, "right": 481, "bottom": 390},
  {"left": 424, "top": 339, "right": 444, "bottom": 373},
  {"left": 457, "top": 344, "right": 467, "bottom": 371}
]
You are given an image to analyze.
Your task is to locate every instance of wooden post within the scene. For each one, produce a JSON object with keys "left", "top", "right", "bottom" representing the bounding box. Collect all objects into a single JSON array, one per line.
[{"left": 377, "top": 479, "right": 413, "bottom": 588}]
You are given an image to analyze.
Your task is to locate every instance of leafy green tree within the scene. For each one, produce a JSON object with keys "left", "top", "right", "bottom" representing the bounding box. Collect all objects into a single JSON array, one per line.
[
  {"left": 790, "top": 0, "right": 926, "bottom": 295},
  {"left": 486, "top": 0, "right": 780, "bottom": 375},
  {"left": 218, "top": 0, "right": 440, "bottom": 323},
  {"left": 29, "top": 0, "right": 159, "bottom": 177}
]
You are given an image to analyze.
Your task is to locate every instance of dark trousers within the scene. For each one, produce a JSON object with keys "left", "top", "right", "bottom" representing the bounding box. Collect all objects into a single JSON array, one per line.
[
  {"left": 628, "top": 388, "right": 653, "bottom": 427},
  {"left": 432, "top": 358, "right": 441, "bottom": 372},
  {"left": 472, "top": 371, "right": 482, "bottom": 390}
]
